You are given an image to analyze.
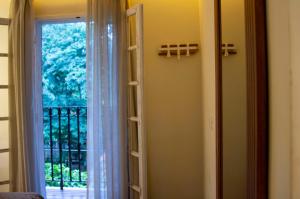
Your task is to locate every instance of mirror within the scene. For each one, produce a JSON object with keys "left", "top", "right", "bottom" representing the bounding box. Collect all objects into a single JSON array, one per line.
[
  {"left": 221, "top": 0, "right": 247, "bottom": 198},
  {"left": 33, "top": 0, "right": 204, "bottom": 198},
  {"left": 1, "top": 0, "right": 269, "bottom": 198}
]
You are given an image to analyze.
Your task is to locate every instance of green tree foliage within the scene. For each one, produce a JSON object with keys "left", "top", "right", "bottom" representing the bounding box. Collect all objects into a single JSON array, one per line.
[
  {"left": 45, "top": 163, "right": 87, "bottom": 188},
  {"left": 42, "top": 22, "right": 87, "bottom": 107},
  {"left": 42, "top": 22, "right": 87, "bottom": 188}
]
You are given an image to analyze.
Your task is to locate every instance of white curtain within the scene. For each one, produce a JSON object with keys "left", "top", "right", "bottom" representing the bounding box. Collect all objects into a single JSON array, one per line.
[
  {"left": 8, "top": 0, "right": 46, "bottom": 197},
  {"left": 86, "top": 0, "right": 128, "bottom": 198}
]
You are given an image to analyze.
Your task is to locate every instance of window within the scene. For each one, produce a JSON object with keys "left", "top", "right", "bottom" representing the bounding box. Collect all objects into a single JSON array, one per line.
[{"left": 37, "top": 20, "right": 88, "bottom": 198}]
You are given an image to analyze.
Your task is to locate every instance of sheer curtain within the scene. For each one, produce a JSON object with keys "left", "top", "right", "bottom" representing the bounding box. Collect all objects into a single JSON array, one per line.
[
  {"left": 8, "top": 0, "right": 46, "bottom": 196},
  {"left": 86, "top": 0, "right": 128, "bottom": 198}
]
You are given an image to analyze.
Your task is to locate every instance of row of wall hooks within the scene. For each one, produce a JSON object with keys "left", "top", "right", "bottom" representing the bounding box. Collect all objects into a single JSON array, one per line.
[
  {"left": 158, "top": 43, "right": 199, "bottom": 60},
  {"left": 157, "top": 43, "right": 237, "bottom": 59},
  {"left": 222, "top": 43, "right": 237, "bottom": 56}
]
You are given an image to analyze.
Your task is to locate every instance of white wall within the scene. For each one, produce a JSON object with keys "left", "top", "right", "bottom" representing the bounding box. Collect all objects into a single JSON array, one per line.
[
  {"left": 267, "top": 0, "right": 291, "bottom": 198},
  {"left": 268, "top": 0, "right": 300, "bottom": 198}
]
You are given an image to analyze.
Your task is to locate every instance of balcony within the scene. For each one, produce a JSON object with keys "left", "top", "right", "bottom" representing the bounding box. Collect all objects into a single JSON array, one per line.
[
  {"left": 46, "top": 187, "right": 86, "bottom": 199},
  {"left": 43, "top": 107, "right": 87, "bottom": 197}
]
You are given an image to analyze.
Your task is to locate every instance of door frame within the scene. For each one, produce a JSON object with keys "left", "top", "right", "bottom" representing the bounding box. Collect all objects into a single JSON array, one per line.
[
  {"left": 214, "top": 0, "right": 269, "bottom": 198},
  {"left": 35, "top": 18, "right": 87, "bottom": 191}
]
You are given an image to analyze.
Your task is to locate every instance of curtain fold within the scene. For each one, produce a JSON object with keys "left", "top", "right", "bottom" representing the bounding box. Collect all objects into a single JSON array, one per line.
[
  {"left": 8, "top": 0, "right": 46, "bottom": 197},
  {"left": 86, "top": 0, "right": 128, "bottom": 198}
]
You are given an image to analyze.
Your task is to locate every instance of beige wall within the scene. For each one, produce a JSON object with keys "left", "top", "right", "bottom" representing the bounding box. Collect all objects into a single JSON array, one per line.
[
  {"left": 268, "top": 0, "right": 300, "bottom": 198},
  {"left": 138, "top": 0, "right": 204, "bottom": 198},
  {"left": 34, "top": 0, "right": 86, "bottom": 19},
  {"left": 221, "top": 0, "right": 247, "bottom": 198}
]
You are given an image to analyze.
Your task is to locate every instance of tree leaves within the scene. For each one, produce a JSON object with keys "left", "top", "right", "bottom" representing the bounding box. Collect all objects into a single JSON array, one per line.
[
  {"left": 42, "top": 22, "right": 87, "bottom": 107},
  {"left": 42, "top": 23, "right": 88, "bottom": 188}
]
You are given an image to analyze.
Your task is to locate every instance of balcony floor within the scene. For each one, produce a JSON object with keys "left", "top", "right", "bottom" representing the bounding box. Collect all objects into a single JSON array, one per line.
[{"left": 46, "top": 187, "right": 87, "bottom": 199}]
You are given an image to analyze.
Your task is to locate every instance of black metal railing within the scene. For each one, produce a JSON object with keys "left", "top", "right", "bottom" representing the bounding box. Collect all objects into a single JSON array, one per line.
[{"left": 43, "top": 107, "right": 87, "bottom": 190}]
